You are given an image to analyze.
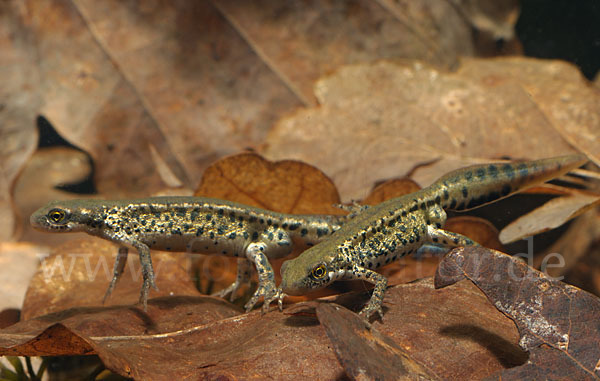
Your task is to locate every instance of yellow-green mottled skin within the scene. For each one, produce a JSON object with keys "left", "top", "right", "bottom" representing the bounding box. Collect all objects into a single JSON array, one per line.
[
  {"left": 30, "top": 196, "right": 353, "bottom": 312},
  {"left": 280, "top": 155, "right": 588, "bottom": 320}
]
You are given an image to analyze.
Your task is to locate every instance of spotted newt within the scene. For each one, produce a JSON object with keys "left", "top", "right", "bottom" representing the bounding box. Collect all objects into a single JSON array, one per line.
[
  {"left": 31, "top": 197, "right": 355, "bottom": 312},
  {"left": 280, "top": 155, "right": 587, "bottom": 320}
]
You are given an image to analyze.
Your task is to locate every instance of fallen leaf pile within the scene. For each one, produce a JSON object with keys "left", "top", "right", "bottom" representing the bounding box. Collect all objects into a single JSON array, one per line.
[{"left": 1, "top": 1, "right": 599, "bottom": 380}]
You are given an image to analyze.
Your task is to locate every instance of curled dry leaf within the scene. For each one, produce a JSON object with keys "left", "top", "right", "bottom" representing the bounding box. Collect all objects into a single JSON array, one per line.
[
  {"left": 1, "top": 278, "right": 525, "bottom": 380},
  {"left": 499, "top": 191, "right": 600, "bottom": 244},
  {"left": 435, "top": 246, "right": 600, "bottom": 380},
  {"left": 195, "top": 152, "right": 342, "bottom": 214},
  {"left": 316, "top": 303, "right": 437, "bottom": 381},
  {"left": 194, "top": 152, "right": 344, "bottom": 302},
  {"left": 263, "top": 59, "right": 587, "bottom": 200},
  {"left": 361, "top": 178, "right": 421, "bottom": 206},
  {"left": 21, "top": 239, "right": 201, "bottom": 320}
]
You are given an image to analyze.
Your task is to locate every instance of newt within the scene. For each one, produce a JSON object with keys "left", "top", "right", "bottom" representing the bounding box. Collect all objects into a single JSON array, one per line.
[
  {"left": 30, "top": 196, "right": 355, "bottom": 312},
  {"left": 280, "top": 155, "right": 588, "bottom": 320}
]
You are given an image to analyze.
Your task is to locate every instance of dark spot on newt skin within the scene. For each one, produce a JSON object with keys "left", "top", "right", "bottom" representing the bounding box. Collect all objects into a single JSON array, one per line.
[
  {"left": 301, "top": 228, "right": 308, "bottom": 237},
  {"left": 288, "top": 222, "right": 300, "bottom": 230},
  {"left": 268, "top": 232, "right": 274, "bottom": 240},
  {"left": 475, "top": 168, "right": 486, "bottom": 179},
  {"left": 502, "top": 164, "right": 515, "bottom": 179},
  {"left": 464, "top": 171, "right": 473, "bottom": 181},
  {"left": 443, "top": 189, "right": 449, "bottom": 200},
  {"left": 209, "top": 232, "right": 215, "bottom": 239},
  {"left": 409, "top": 204, "right": 418, "bottom": 212},
  {"left": 196, "top": 227, "right": 204, "bottom": 236},
  {"left": 317, "top": 227, "right": 329, "bottom": 237},
  {"left": 462, "top": 187, "right": 468, "bottom": 198},
  {"left": 228, "top": 232, "right": 236, "bottom": 239},
  {"left": 434, "top": 195, "right": 441, "bottom": 204},
  {"left": 252, "top": 231, "right": 259, "bottom": 240},
  {"left": 259, "top": 219, "right": 264, "bottom": 224},
  {"left": 218, "top": 209, "right": 224, "bottom": 216},
  {"left": 449, "top": 199, "right": 457, "bottom": 209},
  {"left": 243, "top": 232, "right": 249, "bottom": 239},
  {"left": 453, "top": 237, "right": 459, "bottom": 244},
  {"left": 488, "top": 164, "right": 499, "bottom": 178},
  {"left": 267, "top": 219, "right": 272, "bottom": 225},
  {"left": 249, "top": 216, "right": 257, "bottom": 223},
  {"left": 420, "top": 203, "right": 426, "bottom": 210},
  {"left": 517, "top": 163, "right": 528, "bottom": 176},
  {"left": 206, "top": 214, "right": 212, "bottom": 221},
  {"left": 218, "top": 226, "right": 226, "bottom": 235}
]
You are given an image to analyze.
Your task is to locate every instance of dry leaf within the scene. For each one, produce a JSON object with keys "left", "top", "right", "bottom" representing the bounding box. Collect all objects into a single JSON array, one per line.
[
  {"left": 194, "top": 153, "right": 344, "bottom": 303},
  {"left": 316, "top": 303, "right": 438, "bottom": 380},
  {"left": 21, "top": 239, "right": 202, "bottom": 320},
  {"left": 263, "top": 59, "right": 584, "bottom": 200},
  {"left": 73, "top": 0, "right": 303, "bottom": 187},
  {"left": 216, "top": 0, "right": 469, "bottom": 105},
  {"left": 361, "top": 178, "right": 421, "bottom": 205},
  {"left": 3, "top": 0, "right": 522, "bottom": 208},
  {"left": 1, "top": 279, "right": 525, "bottom": 380},
  {"left": 195, "top": 152, "right": 342, "bottom": 214},
  {"left": 435, "top": 246, "right": 600, "bottom": 380},
  {"left": 500, "top": 191, "right": 600, "bottom": 244},
  {"left": 459, "top": 58, "right": 600, "bottom": 167}
]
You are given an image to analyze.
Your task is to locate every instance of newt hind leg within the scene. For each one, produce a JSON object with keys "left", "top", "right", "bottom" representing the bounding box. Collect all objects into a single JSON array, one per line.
[
  {"left": 213, "top": 258, "right": 252, "bottom": 301},
  {"left": 103, "top": 246, "right": 128, "bottom": 304}
]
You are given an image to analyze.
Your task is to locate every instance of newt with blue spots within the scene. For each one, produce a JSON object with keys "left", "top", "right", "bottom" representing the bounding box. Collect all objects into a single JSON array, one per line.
[
  {"left": 280, "top": 155, "right": 587, "bottom": 320},
  {"left": 31, "top": 197, "right": 356, "bottom": 312}
]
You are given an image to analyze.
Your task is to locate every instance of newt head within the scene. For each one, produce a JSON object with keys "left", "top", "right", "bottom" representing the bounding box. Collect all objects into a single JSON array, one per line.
[
  {"left": 280, "top": 243, "right": 339, "bottom": 295},
  {"left": 30, "top": 200, "right": 99, "bottom": 233}
]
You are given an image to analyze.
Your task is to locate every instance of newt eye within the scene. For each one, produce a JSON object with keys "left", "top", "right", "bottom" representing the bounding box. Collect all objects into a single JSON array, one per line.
[
  {"left": 48, "top": 209, "right": 66, "bottom": 223},
  {"left": 310, "top": 264, "right": 327, "bottom": 280}
]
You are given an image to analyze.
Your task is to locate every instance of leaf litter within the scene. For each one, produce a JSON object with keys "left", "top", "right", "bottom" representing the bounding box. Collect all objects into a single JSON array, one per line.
[
  {"left": 435, "top": 246, "right": 600, "bottom": 380},
  {"left": 1, "top": 1, "right": 598, "bottom": 379}
]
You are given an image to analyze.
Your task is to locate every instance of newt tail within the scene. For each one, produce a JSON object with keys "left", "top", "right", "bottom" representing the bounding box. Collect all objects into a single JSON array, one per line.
[{"left": 427, "top": 155, "right": 587, "bottom": 211}]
